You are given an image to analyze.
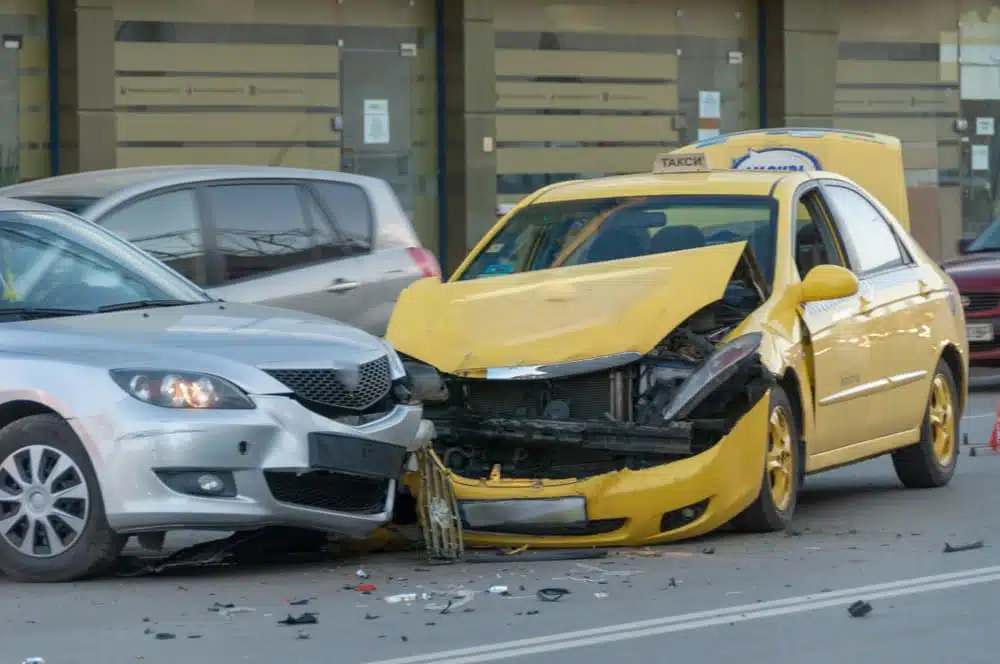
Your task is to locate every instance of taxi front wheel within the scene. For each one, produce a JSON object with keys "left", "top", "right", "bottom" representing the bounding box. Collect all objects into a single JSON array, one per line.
[
  {"left": 891, "top": 360, "right": 959, "bottom": 489},
  {"left": 731, "top": 385, "right": 800, "bottom": 533}
]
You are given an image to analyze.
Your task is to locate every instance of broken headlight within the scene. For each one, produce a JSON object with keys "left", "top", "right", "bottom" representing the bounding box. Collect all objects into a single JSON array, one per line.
[{"left": 660, "top": 332, "right": 763, "bottom": 422}]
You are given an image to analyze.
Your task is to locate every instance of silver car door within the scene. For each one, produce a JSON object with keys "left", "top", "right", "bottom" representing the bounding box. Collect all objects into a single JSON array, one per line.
[{"left": 204, "top": 180, "right": 369, "bottom": 327}]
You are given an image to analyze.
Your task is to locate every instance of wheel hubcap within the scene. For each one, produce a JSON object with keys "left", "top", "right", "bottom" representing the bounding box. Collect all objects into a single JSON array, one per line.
[
  {"left": 929, "top": 374, "right": 955, "bottom": 467},
  {"left": 767, "top": 406, "right": 795, "bottom": 512},
  {"left": 0, "top": 445, "right": 90, "bottom": 558}
]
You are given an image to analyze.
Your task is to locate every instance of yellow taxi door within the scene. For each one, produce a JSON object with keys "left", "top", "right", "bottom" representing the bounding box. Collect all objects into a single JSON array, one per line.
[
  {"left": 820, "top": 182, "right": 928, "bottom": 439},
  {"left": 792, "top": 187, "right": 879, "bottom": 455}
]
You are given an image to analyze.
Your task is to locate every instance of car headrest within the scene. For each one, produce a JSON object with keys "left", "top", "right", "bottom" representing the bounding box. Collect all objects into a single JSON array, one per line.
[
  {"left": 650, "top": 225, "right": 706, "bottom": 253},
  {"left": 586, "top": 227, "right": 649, "bottom": 262}
]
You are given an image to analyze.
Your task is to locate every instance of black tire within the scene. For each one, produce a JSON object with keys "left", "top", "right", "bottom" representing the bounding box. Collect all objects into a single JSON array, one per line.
[
  {"left": 0, "top": 414, "right": 126, "bottom": 582},
  {"left": 731, "top": 386, "right": 801, "bottom": 533},
  {"left": 892, "top": 359, "right": 959, "bottom": 489}
]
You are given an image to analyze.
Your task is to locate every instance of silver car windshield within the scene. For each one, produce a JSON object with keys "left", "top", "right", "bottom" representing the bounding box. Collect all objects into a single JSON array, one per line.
[{"left": 0, "top": 209, "right": 211, "bottom": 313}]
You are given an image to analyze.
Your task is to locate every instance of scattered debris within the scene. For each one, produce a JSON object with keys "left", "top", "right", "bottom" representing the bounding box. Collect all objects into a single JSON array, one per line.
[
  {"left": 385, "top": 593, "right": 419, "bottom": 604},
  {"left": 208, "top": 602, "right": 234, "bottom": 612},
  {"left": 117, "top": 530, "right": 265, "bottom": 577},
  {"left": 488, "top": 585, "right": 509, "bottom": 595},
  {"left": 21, "top": 658, "right": 44, "bottom": 664},
  {"left": 425, "top": 589, "right": 476, "bottom": 613},
  {"left": 537, "top": 588, "right": 571, "bottom": 602},
  {"left": 401, "top": 635, "right": 409, "bottom": 642},
  {"left": 701, "top": 547, "right": 716, "bottom": 555},
  {"left": 154, "top": 633, "right": 177, "bottom": 640},
  {"left": 365, "top": 613, "right": 380, "bottom": 620},
  {"left": 287, "top": 598, "right": 313, "bottom": 606},
  {"left": 786, "top": 529, "right": 803, "bottom": 537},
  {"left": 594, "top": 592, "right": 609, "bottom": 599},
  {"left": 666, "top": 577, "right": 679, "bottom": 589},
  {"left": 297, "top": 630, "right": 311, "bottom": 640},
  {"left": 943, "top": 540, "right": 985, "bottom": 553},
  {"left": 279, "top": 613, "right": 319, "bottom": 626},
  {"left": 356, "top": 569, "right": 371, "bottom": 579},
  {"left": 466, "top": 549, "right": 608, "bottom": 563},
  {"left": 426, "top": 621, "right": 437, "bottom": 626},
  {"left": 847, "top": 600, "right": 872, "bottom": 618},
  {"left": 355, "top": 584, "right": 377, "bottom": 593},
  {"left": 187, "top": 635, "right": 202, "bottom": 640}
]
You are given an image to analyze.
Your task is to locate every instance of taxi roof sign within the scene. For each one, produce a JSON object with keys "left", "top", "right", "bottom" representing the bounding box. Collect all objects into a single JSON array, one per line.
[{"left": 652, "top": 151, "right": 712, "bottom": 174}]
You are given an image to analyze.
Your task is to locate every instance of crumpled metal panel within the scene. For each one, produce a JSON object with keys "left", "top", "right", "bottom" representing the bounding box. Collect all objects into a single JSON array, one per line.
[{"left": 416, "top": 447, "right": 464, "bottom": 562}]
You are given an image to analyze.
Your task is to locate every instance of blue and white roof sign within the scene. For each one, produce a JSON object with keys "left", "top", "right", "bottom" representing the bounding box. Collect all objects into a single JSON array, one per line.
[{"left": 732, "top": 147, "right": 821, "bottom": 172}]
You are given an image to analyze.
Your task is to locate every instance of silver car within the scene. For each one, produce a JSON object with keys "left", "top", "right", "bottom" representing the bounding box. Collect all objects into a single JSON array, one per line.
[
  {"left": 0, "top": 198, "right": 440, "bottom": 583},
  {"left": 0, "top": 166, "right": 441, "bottom": 336}
]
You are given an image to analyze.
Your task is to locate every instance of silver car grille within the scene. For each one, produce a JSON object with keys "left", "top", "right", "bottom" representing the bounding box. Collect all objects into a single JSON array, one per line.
[{"left": 264, "top": 355, "right": 393, "bottom": 411}]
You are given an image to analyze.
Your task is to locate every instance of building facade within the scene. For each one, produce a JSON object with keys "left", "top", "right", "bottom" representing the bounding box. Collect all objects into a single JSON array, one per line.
[{"left": 0, "top": 0, "right": 998, "bottom": 271}]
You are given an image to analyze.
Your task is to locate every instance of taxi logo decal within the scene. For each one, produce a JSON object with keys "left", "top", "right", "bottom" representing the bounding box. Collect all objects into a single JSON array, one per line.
[{"left": 732, "top": 147, "right": 821, "bottom": 172}]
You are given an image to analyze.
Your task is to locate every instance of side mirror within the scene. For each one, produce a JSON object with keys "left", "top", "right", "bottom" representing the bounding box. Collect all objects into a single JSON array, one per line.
[
  {"left": 958, "top": 237, "right": 974, "bottom": 254},
  {"left": 800, "top": 265, "right": 859, "bottom": 303}
]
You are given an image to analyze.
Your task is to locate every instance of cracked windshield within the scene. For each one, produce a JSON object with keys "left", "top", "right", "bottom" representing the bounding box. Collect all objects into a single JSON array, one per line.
[{"left": 2, "top": 2, "right": 1000, "bottom": 664}]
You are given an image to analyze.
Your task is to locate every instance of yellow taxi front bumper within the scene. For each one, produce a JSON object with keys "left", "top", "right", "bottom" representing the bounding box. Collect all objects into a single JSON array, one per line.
[{"left": 409, "top": 393, "right": 770, "bottom": 548}]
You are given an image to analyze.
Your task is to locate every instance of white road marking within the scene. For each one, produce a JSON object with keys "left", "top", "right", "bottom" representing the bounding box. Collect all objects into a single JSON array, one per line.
[
  {"left": 963, "top": 413, "right": 995, "bottom": 420},
  {"left": 366, "top": 565, "right": 1000, "bottom": 664}
]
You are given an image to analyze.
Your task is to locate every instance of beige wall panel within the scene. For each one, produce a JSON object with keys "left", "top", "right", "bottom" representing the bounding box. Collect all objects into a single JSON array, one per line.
[
  {"left": 835, "top": 88, "right": 959, "bottom": 114},
  {"left": 18, "top": 147, "right": 46, "bottom": 179},
  {"left": 498, "top": 147, "right": 654, "bottom": 174},
  {"left": 837, "top": 61, "right": 945, "bottom": 85},
  {"left": 900, "top": 141, "right": 960, "bottom": 170},
  {"left": 496, "top": 50, "right": 678, "bottom": 80},
  {"left": 115, "top": 44, "right": 339, "bottom": 74},
  {"left": 19, "top": 75, "right": 46, "bottom": 109},
  {"left": 18, "top": 39, "right": 45, "bottom": 69},
  {"left": 115, "top": 77, "right": 340, "bottom": 108},
  {"left": 0, "top": 0, "right": 43, "bottom": 15},
  {"left": 113, "top": 0, "right": 431, "bottom": 28},
  {"left": 833, "top": 117, "right": 955, "bottom": 143},
  {"left": 116, "top": 146, "right": 341, "bottom": 169},
  {"left": 498, "top": 194, "right": 527, "bottom": 206},
  {"left": 494, "top": 0, "right": 680, "bottom": 35},
  {"left": 497, "top": 115, "right": 677, "bottom": 143},
  {"left": 19, "top": 109, "right": 45, "bottom": 139},
  {"left": 936, "top": 185, "right": 962, "bottom": 260},
  {"left": 497, "top": 82, "right": 677, "bottom": 112},
  {"left": 839, "top": 0, "right": 952, "bottom": 42},
  {"left": 116, "top": 113, "right": 340, "bottom": 143}
]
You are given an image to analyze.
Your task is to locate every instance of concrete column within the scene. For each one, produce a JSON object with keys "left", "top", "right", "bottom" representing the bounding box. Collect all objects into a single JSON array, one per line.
[
  {"left": 439, "top": 0, "right": 497, "bottom": 275},
  {"left": 55, "top": 0, "right": 115, "bottom": 174},
  {"left": 762, "top": 0, "right": 841, "bottom": 128}
]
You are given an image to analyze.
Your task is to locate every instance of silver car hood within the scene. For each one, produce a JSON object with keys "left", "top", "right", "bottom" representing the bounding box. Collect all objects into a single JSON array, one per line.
[{"left": 0, "top": 302, "right": 394, "bottom": 393}]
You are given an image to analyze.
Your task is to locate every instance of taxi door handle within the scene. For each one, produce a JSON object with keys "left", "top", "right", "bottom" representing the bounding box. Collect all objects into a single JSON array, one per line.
[
  {"left": 917, "top": 279, "right": 932, "bottom": 297},
  {"left": 858, "top": 295, "right": 872, "bottom": 313}
]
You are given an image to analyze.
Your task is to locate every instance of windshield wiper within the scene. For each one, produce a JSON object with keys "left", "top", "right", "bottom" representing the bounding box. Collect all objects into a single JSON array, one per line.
[
  {"left": 0, "top": 306, "right": 93, "bottom": 320},
  {"left": 96, "top": 299, "right": 199, "bottom": 313}
]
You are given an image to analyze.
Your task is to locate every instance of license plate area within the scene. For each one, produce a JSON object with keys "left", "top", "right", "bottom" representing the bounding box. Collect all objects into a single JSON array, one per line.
[
  {"left": 968, "top": 323, "right": 994, "bottom": 343},
  {"left": 307, "top": 433, "right": 407, "bottom": 479}
]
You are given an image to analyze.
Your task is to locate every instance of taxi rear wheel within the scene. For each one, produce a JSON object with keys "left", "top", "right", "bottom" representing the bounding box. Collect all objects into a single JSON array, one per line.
[
  {"left": 891, "top": 360, "right": 959, "bottom": 489},
  {"left": 731, "top": 386, "right": 800, "bottom": 533}
]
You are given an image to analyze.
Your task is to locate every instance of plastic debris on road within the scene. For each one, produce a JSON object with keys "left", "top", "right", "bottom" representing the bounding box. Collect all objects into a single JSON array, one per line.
[{"left": 847, "top": 600, "right": 872, "bottom": 618}]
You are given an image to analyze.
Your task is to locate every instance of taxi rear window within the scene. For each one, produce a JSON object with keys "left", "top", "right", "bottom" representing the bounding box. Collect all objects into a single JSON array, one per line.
[{"left": 457, "top": 195, "right": 777, "bottom": 283}]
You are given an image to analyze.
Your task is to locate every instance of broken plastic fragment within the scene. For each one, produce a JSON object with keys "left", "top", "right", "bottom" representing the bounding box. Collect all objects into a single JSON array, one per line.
[
  {"left": 943, "top": 540, "right": 985, "bottom": 553},
  {"left": 279, "top": 613, "right": 319, "bottom": 626},
  {"left": 488, "top": 585, "right": 509, "bottom": 595},
  {"left": 355, "top": 584, "right": 377, "bottom": 593},
  {"left": 385, "top": 593, "right": 419, "bottom": 604},
  {"left": 21, "top": 658, "right": 45, "bottom": 664},
  {"left": 356, "top": 569, "right": 370, "bottom": 579},
  {"left": 594, "top": 592, "right": 609, "bottom": 599},
  {"left": 847, "top": 600, "right": 872, "bottom": 618},
  {"left": 154, "top": 633, "right": 177, "bottom": 640}
]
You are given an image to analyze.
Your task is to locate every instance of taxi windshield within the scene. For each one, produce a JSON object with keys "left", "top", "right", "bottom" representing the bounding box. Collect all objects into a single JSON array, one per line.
[{"left": 457, "top": 195, "right": 778, "bottom": 284}]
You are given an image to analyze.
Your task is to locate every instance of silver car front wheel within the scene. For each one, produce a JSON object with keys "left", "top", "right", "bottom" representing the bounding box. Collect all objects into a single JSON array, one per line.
[
  {"left": 0, "top": 414, "right": 125, "bottom": 582},
  {"left": 1, "top": 444, "right": 91, "bottom": 557}
]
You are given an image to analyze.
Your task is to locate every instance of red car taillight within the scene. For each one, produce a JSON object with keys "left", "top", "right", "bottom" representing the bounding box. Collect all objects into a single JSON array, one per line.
[{"left": 406, "top": 247, "right": 441, "bottom": 278}]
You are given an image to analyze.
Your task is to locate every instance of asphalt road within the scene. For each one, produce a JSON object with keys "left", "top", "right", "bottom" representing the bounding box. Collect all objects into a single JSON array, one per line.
[{"left": 4, "top": 376, "right": 1000, "bottom": 664}]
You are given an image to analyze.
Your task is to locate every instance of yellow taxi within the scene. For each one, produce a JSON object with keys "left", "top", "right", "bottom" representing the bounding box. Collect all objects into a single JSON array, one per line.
[{"left": 390, "top": 128, "right": 969, "bottom": 547}]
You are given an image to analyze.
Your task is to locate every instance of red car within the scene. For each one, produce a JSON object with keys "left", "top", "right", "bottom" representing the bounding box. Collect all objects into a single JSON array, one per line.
[{"left": 942, "top": 223, "right": 1000, "bottom": 366}]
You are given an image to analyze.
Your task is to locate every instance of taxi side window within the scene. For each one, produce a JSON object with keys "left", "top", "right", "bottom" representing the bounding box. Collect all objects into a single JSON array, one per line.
[
  {"left": 794, "top": 190, "right": 844, "bottom": 278},
  {"left": 823, "top": 185, "right": 908, "bottom": 275}
]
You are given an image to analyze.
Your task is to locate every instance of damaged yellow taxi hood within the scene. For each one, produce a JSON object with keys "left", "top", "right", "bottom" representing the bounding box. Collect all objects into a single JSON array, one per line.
[{"left": 386, "top": 242, "right": 749, "bottom": 374}]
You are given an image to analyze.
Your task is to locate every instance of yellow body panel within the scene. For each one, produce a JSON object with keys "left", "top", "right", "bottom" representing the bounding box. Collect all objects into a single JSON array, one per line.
[{"left": 389, "top": 128, "right": 967, "bottom": 549}]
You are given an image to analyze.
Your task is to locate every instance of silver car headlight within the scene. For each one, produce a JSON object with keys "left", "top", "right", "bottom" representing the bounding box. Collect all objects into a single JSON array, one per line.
[
  {"left": 110, "top": 369, "right": 255, "bottom": 410},
  {"left": 660, "top": 332, "right": 764, "bottom": 422}
]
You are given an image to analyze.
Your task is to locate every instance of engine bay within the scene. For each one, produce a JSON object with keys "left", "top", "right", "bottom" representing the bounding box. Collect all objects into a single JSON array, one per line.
[{"left": 420, "top": 256, "right": 775, "bottom": 480}]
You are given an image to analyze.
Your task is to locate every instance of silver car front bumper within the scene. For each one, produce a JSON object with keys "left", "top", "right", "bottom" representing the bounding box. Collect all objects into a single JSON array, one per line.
[{"left": 71, "top": 395, "right": 433, "bottom": 538}]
